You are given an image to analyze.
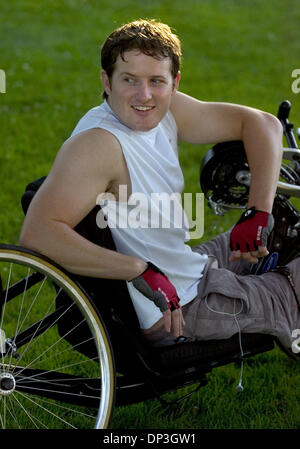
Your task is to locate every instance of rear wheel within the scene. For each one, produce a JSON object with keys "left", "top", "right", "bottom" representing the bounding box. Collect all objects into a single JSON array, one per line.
[{"left": 0, "top": 245, "right": 115, "bottom": 429}]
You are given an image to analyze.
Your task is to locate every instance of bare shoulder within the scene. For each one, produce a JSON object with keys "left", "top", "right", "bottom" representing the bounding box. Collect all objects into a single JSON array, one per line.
[
  {"left": 25, "top": 127, "right": 124, "bottom": 228},
  {"left": 170, "top": 91, "right": 207, "bottom": 142},
  {"left": 57, "top": 127, "right": 122, "bottom": 176},
  {"left": 170, "top": 91, "right": 202, "bottom": 116}
]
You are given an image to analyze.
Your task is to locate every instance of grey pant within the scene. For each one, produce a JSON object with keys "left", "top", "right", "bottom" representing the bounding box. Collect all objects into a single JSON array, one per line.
[{"left": 146, "top": 230, "right": 300, "bottom": 350}]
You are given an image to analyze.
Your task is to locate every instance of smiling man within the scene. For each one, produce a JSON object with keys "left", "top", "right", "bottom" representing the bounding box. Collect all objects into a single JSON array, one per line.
[
  {"left": 101, "top": 51, "right": 179, "bottom": 132},
  {"left": 19, "top": 19, "right": 299, "bottom": 356}
]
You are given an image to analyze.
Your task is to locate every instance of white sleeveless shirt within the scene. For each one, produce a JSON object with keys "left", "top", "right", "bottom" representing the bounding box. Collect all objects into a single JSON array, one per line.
[{"left": 70, "top": 101, "right": 207, "bottom": 329}]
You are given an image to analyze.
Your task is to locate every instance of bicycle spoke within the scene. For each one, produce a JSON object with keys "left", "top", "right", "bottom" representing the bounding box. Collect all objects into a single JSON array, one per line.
[
  {"left": 14, "top": 315, "right": 86, "bottom": 378},
  {"left": 14, "top": 394, "right": 48, "bottom": 429},
  {"left": 7, "top": 336, "right": 95, "bottom": 390},
  {"left": 22, "top": 335, "right": 94, "bottom": 369},
  {"left": 7, "top": 396, "right": 21, "bottom": 429},
  {"left": 12, "top": 394, "right": 39, "bottom": 428},
  {"left": 16, "top": 390, "right": 76, "bottom": 429},
  {"left": 15, "top": 355, "right": 99, "bottom": 383},
  {"left": 0, "top": 400, "right": 5, "bottom": 429},
  {"left": 17, "top": 374, "right": 99, "bottom": 386},
  {"left": 7, "top": 267, "right": 31, "bottom": 369},
  {"left": 16, "top": 383, "right": 100, "bottom": 402},
  {"left": 11, "top": 287, "right": 64, "bottom": 373},
  {"left": 3, "top": 396, "right": 6, "bottom": 429},
  {"left": 20, "top": 393, "right": 97, "bottom": 420},
  {"left": 14, "top": 275, "right": 47, "bottom": 344},
  {"left": 0, "top": 263, "right": 12, "bottom": 367}
]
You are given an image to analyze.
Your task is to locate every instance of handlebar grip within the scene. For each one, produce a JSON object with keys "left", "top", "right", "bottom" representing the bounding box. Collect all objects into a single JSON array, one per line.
[
  {"left": 277, "top": 100, "right": 298, "bottom": 148},
  {"left": 277, "top": 100, "right": 291, "bottom": 122}
]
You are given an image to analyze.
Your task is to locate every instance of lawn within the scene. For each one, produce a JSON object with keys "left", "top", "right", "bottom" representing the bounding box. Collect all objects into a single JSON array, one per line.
[{"left": 0, "top": 0, "right": 299, "bottom": 429}]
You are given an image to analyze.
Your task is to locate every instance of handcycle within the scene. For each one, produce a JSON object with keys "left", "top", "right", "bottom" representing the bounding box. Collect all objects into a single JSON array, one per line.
[{"left": 0, "top": 100, "right": 299, "bottom": 429}]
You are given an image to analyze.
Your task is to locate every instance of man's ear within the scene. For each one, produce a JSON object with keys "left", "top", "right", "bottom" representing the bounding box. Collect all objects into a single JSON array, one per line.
[
  {"left": 101, "top": 70, "right": 111, "bottom": 96},
  {"left": 172, "top": 71, "right": 181, "bottom": 94}
]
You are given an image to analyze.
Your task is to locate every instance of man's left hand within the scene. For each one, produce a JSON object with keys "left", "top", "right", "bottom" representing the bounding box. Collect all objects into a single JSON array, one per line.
[{"left": 229, "top": 207, "right": 274, "bottom": 264}]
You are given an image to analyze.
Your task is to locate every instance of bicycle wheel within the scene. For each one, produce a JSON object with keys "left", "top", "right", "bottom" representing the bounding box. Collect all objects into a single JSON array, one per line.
[{"left": 0, "top": 244, "right": 115, "bottom": 429}]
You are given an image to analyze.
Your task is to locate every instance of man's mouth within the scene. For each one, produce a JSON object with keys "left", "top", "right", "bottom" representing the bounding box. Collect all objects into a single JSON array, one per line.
[{"left": 132, "top": 105, "right": 155, "bottom": 111}]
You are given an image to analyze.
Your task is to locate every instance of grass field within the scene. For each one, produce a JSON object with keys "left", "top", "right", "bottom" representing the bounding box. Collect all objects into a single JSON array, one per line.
[{"left": 0, "top": 0, "right": 300, "bottom": 429}]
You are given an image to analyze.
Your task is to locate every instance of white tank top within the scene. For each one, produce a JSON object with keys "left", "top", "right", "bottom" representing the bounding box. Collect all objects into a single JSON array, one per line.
[{"left": 70, "top": 101, "right": 207, "bottom": 329}]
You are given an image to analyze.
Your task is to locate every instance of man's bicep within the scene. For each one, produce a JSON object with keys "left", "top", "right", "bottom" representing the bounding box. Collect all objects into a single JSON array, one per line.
[
  {"left": 27, "top": 170, "right": 100, "bottom": 229},
  {"left": 171, "top": 92, "right": 254, "bottom": 144}
]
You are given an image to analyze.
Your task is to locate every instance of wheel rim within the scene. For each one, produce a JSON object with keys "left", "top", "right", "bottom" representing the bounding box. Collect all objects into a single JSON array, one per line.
[{"left": 0, "top": 247, "right": 115, "bottom": 429}]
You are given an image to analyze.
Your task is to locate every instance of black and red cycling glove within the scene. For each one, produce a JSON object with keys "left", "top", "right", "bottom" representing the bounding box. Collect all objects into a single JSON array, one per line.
[
  {"left": 130, "top": 262, "right": 180, "bottom": 313},
  {"left": 230, "top": 207, "right": 274, "bottom": 253}
]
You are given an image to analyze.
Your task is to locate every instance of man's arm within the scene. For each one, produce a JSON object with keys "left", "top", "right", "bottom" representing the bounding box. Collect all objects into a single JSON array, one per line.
[
  {"left": 19, "top": 128, "right": 147, "bottom": 280},
  {"left": 171, "top": 91, "right": 283, "bottom": 213},
  {"left": 170, "top": 91, "right": 283, "bottom": 262}
]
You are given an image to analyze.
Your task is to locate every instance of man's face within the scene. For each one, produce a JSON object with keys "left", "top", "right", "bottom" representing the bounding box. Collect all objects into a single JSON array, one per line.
[{"left": 101, "top": 50, "right": 180, "bottom": 132}]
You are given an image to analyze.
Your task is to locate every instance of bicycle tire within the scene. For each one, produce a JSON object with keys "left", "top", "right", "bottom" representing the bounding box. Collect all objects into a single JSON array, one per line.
[{"left": 0, "top": 244, "right": 115, "bottom": 429}]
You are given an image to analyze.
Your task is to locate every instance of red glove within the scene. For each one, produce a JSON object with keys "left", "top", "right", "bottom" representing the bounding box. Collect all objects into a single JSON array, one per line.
[
  {"left": 130, "top": 262, "right": 180, "bottom": 313},
  {"left": 230, "top": 207, "right": 274, "bottom": 252}
]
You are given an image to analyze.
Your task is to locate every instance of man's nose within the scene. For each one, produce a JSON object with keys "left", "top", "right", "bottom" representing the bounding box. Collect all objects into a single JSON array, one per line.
[{"left": 137, "top": 82, "right": 152, "bottom": 101}]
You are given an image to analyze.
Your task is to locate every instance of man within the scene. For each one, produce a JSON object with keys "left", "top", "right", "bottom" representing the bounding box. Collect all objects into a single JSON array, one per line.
[{"left": 19, "top": 19, "right": 299, "bottom": 355}]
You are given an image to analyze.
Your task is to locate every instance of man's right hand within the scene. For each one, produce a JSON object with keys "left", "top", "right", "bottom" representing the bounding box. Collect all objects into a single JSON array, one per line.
[{"left": 130, "top": 262, "right": 185, "bottom": 338}]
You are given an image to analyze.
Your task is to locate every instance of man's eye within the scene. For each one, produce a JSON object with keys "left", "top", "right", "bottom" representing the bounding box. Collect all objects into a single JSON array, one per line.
[
  {"left": 124, "top": 78, "right": 134, "bottom": 83},
  {"left": 151, "top": 79, "right": 162, "bottom": 84}
]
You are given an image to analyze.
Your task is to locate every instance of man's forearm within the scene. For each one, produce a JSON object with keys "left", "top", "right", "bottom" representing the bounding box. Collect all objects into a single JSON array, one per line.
[
  {"left": 242, "top": 111, "right": 283, "bottom": 213},
  {"left": 19, "top": 219, "right": 147, "bottom": 280}
]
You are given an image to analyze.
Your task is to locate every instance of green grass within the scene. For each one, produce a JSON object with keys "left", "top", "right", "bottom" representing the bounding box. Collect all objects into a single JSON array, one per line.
[
  {"left": 0, "top": 0, "right": 300, "bottom": 429},
  {"left": 114, "top": 352, "right": 300, "bottom": 429}
]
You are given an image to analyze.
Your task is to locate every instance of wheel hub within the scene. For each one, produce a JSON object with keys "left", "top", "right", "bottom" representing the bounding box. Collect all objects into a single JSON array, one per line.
[{"left": 0, "top": 372, "right": 16, "bottom": 395}]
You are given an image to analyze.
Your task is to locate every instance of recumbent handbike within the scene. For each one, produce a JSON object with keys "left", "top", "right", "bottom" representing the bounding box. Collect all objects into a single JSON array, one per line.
[{"left": 0, "top": 100, "right": 299, "bottom": 429}]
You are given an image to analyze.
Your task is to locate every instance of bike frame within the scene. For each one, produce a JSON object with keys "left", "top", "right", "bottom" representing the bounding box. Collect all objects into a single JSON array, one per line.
[{"left": 277, "top": 100, "right": 300, "bottom": 197}]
